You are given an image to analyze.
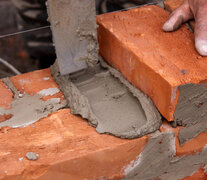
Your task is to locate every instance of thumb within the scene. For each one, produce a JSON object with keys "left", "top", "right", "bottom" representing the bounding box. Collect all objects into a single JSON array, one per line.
[
  {"left": 163, "top": 2, "right": 193, "bottom": 32},
  {"left": 194, "top": 7, "right": 207, "bottom": 56}
]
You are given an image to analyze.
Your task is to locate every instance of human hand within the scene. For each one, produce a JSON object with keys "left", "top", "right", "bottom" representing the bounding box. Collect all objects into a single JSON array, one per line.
[{"left": 163, "top": 0, "right": 207, "bottom": 56}]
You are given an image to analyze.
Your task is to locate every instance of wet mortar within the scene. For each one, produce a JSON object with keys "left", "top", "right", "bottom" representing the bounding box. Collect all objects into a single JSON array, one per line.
[
  {"left": 51, "top": 59, "right": 162, "bottom": 139},
  {"left": 0, "top": 78, "right": 67, "bottom": 128}
]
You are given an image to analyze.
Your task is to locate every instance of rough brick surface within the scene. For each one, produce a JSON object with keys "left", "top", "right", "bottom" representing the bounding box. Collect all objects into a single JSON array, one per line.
[
  {"left": 11, "top": 69, "right": 64, "bottom": 101},
  {"left": 0, "top": 80, "right": 13, "bottom": 128},
  {"left": 182, "top": 168, "right": 207, "bottom": 180},
  {"left": 0, "top": 109, "right": 147, "bottom": 179},
  {"left": 0, "top": 114, "right": 12, "bottom": 123},
  {"left": 97, "top": 5, "right": 207, "bottom": 121},
  {"left": 164, "top": 0, "right": 183, "bottom": 11},
  {"left": 0, "top": 80, "right": 13, "bottom": 108},
  {"left": 11, "top": 69, "right": 56, "bottom": 95}
]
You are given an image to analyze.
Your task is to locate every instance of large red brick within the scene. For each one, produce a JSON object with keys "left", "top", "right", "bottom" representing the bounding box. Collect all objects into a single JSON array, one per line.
[
  {"left": 0, "top": 109, "right": 147, "bottom": 180},
  {"left": 97, "top": 5, "right": 207, "bottom": 121}
]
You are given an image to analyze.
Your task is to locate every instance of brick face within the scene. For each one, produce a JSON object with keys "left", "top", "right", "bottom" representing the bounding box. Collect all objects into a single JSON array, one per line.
[
  {"left": 0, "top": 109, "right": 148, "bottom": 179},
  {"left": 11, "top": 68, "right": 64, "bottom": 101},
  {"left": 11, "top": 69, "right": 58, "bottom": 95}
]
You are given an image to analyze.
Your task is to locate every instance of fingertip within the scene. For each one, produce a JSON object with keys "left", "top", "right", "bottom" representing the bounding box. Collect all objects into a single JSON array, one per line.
[
  {"left": 163, "top": 15, "right": 183, "bottom": 32},
  {"left": 163, "top": 21, "right": 174, "bottom": 32},
  {"left": 195, "top": 40, "right": 207, "bottom": 56}
]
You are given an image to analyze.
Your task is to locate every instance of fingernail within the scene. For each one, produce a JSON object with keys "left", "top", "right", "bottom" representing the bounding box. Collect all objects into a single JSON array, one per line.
[
  {"left": 196, "top": 40, "right": 207, "bottom": 56},
  {"left": 163, "top": 21, "right": 174, "bottom": 32}
]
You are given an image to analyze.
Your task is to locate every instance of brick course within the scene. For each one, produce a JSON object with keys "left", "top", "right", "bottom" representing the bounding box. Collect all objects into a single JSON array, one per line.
[{"left": 0, "top": 68, "right": 207, "bottom": 179}]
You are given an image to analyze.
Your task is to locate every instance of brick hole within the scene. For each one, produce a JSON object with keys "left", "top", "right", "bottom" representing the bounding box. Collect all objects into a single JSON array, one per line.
[{"left": 199, "top": 102, "right": 204, "bottom": 106}]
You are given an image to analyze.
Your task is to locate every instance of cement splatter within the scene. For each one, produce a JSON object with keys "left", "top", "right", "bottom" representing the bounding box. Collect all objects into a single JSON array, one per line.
[
  {"left": 26, "top": 152, "right": 39, "bottom": 161},
  {"left": 18, "top": 157, "right": 23, "bottom": 162},
  {"left": 174, "top": 83, "right": 207, "bottom": 145},
  {"left": 37, "top": 88, "right": 60, "bottom": 96},
  {"left": 123, "top": 132, "right": 176, "bottom": 180},
  {"left": 43, "top": 77, "right": 50, "bottom": 81},
  {"left": 0, "top": 78, "right": 66, "bottom": 129},
  {"left": 123, "top": 131, "right": 207, "bottom": 180}
]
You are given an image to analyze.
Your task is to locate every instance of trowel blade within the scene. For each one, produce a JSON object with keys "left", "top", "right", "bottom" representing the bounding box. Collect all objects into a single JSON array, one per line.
[{"left": 47, "top": 0, "right": 97, "bottom": 75}]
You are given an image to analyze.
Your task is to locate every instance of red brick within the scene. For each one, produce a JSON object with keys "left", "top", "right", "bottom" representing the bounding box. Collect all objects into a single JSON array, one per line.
[
  {"left": 160, "top": 122, "right": 207, "bottom": 156},
  {"left": 0, "top": 109, "right": 147, "bottom": 179},
  {"left": 97, "top": 5, "right": 207, "bottom": 121},
  {"left": 11, "top": 68, "right": 64, "bottom": 101},
  {"left": 164, "top": 0, "right": 183, "bottom": 11},
  {"left": 182, "top": 168, "right": 207, "bottom": 180},
  {"left": 0, "top": 80, "right": 13, "bottom": 109},
  {"left": 0, "top": 114, "right": 12, "bottom": 123}
]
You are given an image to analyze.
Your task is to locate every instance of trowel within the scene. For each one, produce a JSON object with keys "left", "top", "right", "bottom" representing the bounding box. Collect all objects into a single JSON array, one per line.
[
  {"left": 47, "top": 0, "right": 98, "bottom": 75},
  {"left": 47, "top": 0, "right": 158, "bottom": 75}
]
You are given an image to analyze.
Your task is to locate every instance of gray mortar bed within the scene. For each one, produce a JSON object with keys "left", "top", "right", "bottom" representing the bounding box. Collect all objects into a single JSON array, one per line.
[{"left": 51, "top": 59, "right": 162, "bottom": 139}]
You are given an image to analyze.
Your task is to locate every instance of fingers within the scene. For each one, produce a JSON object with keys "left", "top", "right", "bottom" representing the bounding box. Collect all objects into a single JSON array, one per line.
[
  {"left": 194, "top": 5, "right": 207, "bottom": 56},
  {"left": 163, "top": 12, "right": 183, "bottom": 32},
  {"left": 163, "top": 1, "right": 193, "bottom": 32}
]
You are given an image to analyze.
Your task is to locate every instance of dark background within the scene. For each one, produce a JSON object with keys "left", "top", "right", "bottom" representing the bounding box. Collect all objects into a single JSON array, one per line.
[{"left": 0, "top": 0, "right": 163, "bottom": 78}]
